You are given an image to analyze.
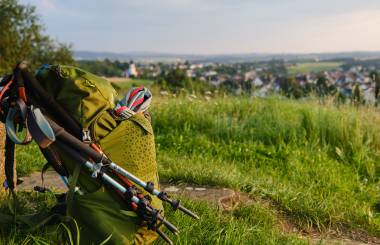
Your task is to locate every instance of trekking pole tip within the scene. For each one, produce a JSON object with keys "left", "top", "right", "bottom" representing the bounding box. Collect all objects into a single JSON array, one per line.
[
  {"left": 178, "top": 204, "right": 200, "bottom": 220},
  {"left": 156, "top": 228, "right": 174, "bottom": 245},
  {"left": 162, "top": 219, "right": 179, "bottom": 234}
]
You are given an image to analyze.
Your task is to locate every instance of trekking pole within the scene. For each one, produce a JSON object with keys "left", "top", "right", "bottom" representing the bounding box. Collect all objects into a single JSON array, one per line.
[
  {"left": 45, "top": 117, "right": 200, "bottom": 220},
  {"left": 55, "top": 141, "right": 178, "bottom": 245}
]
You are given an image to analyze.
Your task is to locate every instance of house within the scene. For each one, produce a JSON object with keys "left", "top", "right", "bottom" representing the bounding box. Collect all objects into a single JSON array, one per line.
[
  {"left": 244, "top": 71, "right": 256, "bottom": 81},
  {"left": 124, "top": 62, "right": 138, "bottom": 78},
  {"left": 186, "top": 69, "right": 196, "bottom": 78},
  {"left": 252, "top": 77, "right": 264, "bottom": 87}
]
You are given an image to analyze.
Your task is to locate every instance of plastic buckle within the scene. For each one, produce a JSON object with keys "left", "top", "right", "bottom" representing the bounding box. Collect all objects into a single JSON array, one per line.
[
  {"left": 91, "top": 162, "right": 103, "bottom": 178},
  {"left": 3, "top": 180, "right": 9, "bottom": 190},
  {"left": 82, "top": 129, "right": 92, "bottom": 144}
]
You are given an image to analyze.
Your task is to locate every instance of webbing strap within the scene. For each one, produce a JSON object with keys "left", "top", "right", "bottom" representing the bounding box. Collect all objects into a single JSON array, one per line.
[
  {"left": 5, "top": 99, "right": 32, "bottom": 145},
  {"left": 4, "top": 136, "right": 16, "bottom": 190},
  {"left": 0, "top": 79, "right": 13, "bottom": 103},
  {"left": 26, "top": 106, "right": 55, "bottom": 148},
  {"left": 66, "top": 163, "right": 81, "bottom": 216}
]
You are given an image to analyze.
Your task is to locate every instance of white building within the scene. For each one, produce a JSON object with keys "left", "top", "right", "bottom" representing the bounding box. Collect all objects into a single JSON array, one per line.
[{"left": 124, "top": 63, "right": 138, "bottom": 78}]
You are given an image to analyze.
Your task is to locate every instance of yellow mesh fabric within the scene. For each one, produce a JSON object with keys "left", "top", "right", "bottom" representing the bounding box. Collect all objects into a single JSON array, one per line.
[
  {"left": 58, "top": 112, "right": 162, "bottom": 244},
  {"left": 99, "top": 112, "right": 162, "bottom": 244}
]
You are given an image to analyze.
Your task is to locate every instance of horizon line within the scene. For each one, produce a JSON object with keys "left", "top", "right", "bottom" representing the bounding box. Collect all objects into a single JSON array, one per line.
[{"left": 74, "top": 49, "right": 380, "bottom": 57}]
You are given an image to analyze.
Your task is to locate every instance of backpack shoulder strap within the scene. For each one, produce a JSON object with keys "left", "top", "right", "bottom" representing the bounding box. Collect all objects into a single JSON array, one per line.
[{"left": 4, "top": 136, "right": 16, "bottom": 190}]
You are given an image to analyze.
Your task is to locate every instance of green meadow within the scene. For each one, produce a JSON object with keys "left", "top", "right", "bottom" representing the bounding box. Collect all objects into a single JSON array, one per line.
[
  {"left": 288, "top": 62, "right": 343, "bottom": 75},
  {"left": 2, "top": 95, "right": 380, "bottom": 244}
]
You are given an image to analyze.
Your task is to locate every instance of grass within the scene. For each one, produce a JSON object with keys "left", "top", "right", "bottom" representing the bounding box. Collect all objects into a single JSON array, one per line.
[
  {"left": 0, "top": 193, "right": 304, "bottom": 245},
  {"left": 157, "top": 198, "right": 304, "bottom": 245},
  {"left": 4, "top": 95, "right": 380, "bottom": 243},
  {"left": 16, "top": 143, "right": 44, "bottom": 177},
  {"left": 152, "top": 96, "right": 380, "bottom": 236},
  {"left": 0, "top": 191, "right": 57, "bottom": 245},
  {"left": 288, "top": 62, "right": 342, "bottom": 75}
]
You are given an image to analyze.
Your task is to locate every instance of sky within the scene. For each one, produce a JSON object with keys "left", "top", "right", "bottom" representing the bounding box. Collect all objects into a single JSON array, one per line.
[{"left": 20, "top": 0, "right": 380, "bottom": 54}]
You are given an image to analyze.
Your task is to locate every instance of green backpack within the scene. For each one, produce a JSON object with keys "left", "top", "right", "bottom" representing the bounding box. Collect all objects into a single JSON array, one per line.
[
  {"left": 35, "top": 64, "right": 117, "bottom": 138},
  {"left": 1, "top": 63, "right": 198, "bottom": 245},
  {"left": 33, "top": 64, "right": 162, "bottom": 244}
]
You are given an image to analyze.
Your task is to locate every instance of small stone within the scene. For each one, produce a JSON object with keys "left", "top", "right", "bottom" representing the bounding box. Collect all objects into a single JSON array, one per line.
[
  {"left": 164, "top": 186, "right": 179, "bottom": 192},
  {"left": 195, "top": 187, "right": 206, "bottom": 191},
  {"left": 185, "top": 187, "right": 194, "bottom": 191}
]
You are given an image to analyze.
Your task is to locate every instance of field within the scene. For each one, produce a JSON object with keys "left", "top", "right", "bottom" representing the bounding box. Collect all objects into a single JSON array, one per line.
[
  {"left": 288, "top": 62, "right": 343, "bottom": 75},
  {"left": 2, "top": 94, "right": 380, "bottom": 244}
]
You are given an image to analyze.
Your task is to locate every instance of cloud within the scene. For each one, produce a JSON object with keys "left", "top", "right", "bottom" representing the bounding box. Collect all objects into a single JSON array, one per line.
[{"left": 18, "top": 0, "right": 380, "bottom": 54}]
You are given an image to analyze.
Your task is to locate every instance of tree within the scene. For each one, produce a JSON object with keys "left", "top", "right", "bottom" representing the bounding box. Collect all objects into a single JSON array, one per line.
[
  {"left": 0, "top": 0, "right": 74, "bottom": 74},
  {"left": 0, "top": 0, "right": 74, "bottom": 194},
  {"left": 155, "top": 68, "right": 190, "bottom": 92}
]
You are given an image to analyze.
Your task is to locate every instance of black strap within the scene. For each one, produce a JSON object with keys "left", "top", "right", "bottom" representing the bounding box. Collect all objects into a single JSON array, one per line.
[{"left": 4, "top": 135, "right": 16, "bottom": 190}]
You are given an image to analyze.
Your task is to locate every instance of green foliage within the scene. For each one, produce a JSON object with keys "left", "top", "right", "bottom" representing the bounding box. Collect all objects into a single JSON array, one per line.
[
  {"left": 155, "top": 68, "right": 215, "bottom": 93},
  {"left": 219, "top": 79, "right": 240, "bottom": 92},
  {"left": 0, "top": 0, "right": 73, "bottom": 74},
  {"left": 268, "top": 60, "right": 287, "bottom": 75},
  {"left": 156, "top": 68, "right": 189, "bottom": 91},
  {"left": 279, "top": 77, "right": 304, "bottom": 99},
  {"left": 76, "top": 59, "right": 129, "bottom": 77}
]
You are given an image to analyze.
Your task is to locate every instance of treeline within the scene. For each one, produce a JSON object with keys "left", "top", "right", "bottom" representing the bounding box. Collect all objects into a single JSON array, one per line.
[
  {"left": 155, "top": 68, "right": 215, "bottom": 94},
  {"left": 0, "top": 0, "right": 73, "bottom": 74},
  {"left": 76, "top": 59, "right": 130, "bottom": 77},
  {"left": 341, "top": 59, "right": 380, "bottom": 71}
]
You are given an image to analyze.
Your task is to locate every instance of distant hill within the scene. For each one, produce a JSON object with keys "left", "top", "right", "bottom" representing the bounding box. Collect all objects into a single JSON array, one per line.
[{"left": 74, "top": 50, "right": 380, "bottom": 63}]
